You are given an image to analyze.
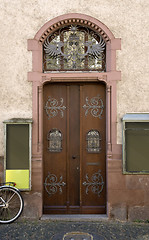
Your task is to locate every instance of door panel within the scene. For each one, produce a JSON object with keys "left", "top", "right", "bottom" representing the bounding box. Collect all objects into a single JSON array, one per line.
[
  {"left": 81, "top": 84, "right": 106, "bottom": 213},
  {"left": 43, "top": 84, "right": 67, "bottom": 213},
  {"left": 43, "top": 83, "right": 106, "bottom": 214}
]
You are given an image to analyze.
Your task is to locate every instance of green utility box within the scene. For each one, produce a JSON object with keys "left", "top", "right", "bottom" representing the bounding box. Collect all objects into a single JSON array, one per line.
[
  {"left": 4, "top": 119, "right": 32, "bottom": 190},
  {"left": 122, "top": 113, "right": 149, "bottom": 174}
]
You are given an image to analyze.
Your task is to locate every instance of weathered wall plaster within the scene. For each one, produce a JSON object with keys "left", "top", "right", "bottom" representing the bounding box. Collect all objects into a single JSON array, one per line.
[
  {"left": 0, "top": 1, "right": 148, "bottom": 150},
  {"left": 0, "top": 0, "right": 149, "bottom": 221}
]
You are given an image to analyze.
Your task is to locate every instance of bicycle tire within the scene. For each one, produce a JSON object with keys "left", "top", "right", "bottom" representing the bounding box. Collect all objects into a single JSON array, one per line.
[{"left": 0, "top": 186, "right": 24, "bottom": 224}]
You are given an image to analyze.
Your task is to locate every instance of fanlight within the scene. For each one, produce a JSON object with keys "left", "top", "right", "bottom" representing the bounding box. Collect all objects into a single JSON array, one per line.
[{"left": 43, "top": 25, "right": 106, "bottom": 71}]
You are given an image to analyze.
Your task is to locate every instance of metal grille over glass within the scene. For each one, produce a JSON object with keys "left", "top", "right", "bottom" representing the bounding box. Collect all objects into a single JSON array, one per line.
[
  {"left": 86, "top": 130, "right": 101, "bottom": 153},
  {"left": 43, "top": 25, "right": 106, "bottom": 72},
  {"left": 47, "top": 129, "right": 62, "bottom": 152}
]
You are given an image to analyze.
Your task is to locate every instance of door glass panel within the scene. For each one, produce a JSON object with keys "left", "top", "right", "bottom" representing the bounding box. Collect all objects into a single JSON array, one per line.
[
  {"left": 47, "top": 129, "right": 62, "bottom": 152},
  {"left": 86, "top": 130, "right": 101, "bottom": 153}
]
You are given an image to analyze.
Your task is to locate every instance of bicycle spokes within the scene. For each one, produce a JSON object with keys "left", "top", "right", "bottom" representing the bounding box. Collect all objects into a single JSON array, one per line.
[{"left": 0, "top": 186, "right": 24, "bottom": 223}]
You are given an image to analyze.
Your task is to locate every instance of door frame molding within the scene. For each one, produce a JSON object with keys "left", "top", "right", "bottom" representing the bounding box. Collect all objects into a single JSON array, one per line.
[{"left": 27, "top": 13, "right": 121, "bottom": 217}]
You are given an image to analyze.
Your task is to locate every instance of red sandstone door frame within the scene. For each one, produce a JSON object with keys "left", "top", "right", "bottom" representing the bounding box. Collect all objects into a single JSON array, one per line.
[
  {"left": 43, "top": 82, "right": 106, "bottom": 214},
  {"left": 27, "top": 13, "right": 121, "bottom": 217}
]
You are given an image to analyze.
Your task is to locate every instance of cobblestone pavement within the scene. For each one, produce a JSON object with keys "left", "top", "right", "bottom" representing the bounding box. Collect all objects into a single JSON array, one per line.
[{"left": 0, "top": 219, "right": 149, "bottom": 240}]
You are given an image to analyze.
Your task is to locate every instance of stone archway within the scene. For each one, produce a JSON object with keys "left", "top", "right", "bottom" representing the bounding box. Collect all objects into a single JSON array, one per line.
[{"left": 27, "top": 13, "right": 121, "bottom": 217}]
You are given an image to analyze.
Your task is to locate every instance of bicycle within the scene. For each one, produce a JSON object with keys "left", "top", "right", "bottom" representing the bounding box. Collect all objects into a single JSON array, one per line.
[{"left": 0, "top": 182, "right": 24, "bottom": 223}]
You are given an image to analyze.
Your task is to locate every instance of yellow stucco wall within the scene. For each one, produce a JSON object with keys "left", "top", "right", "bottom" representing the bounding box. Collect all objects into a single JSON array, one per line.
[{"left": 0, "top": 0, "right": 149, "bottom": 155}]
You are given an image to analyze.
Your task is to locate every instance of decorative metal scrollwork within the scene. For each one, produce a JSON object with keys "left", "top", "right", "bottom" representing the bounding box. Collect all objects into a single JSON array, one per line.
[
  {"left": 44, "top": 96, "right": 66, "bottom": 119},
  {"left": 44, "top": 172, "right": 66, "bottom": 195},
  {"left": 83, "top": 170, "right": 104, "bottom": 197},
  {"left": 43, "top": 25, "right": 106, "bottom": 72},
  {"left": 83, "top": 94, "right": 104, "bottom": 118}
]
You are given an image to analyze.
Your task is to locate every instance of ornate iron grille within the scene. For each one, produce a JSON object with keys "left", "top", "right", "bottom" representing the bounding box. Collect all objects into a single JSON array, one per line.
[
  {"left": 47, "top": 129, "right": 62, "bottom": 152},
  {"left": 86, "top": 130, "right": 101, "bottom": 153},
  {"left": 43, "top": 25, "right": 106, "bottom": 72}
]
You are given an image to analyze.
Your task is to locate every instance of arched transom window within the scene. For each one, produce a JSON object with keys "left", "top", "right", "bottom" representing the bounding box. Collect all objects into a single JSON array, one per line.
[{"left": 43, "top": 25, "right": 106, "bottom": 72}]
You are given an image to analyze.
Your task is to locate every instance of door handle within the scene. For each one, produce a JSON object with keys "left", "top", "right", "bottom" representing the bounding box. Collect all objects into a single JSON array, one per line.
[{"left": 72, "top": 155, "right": 80, "bottom": 159}]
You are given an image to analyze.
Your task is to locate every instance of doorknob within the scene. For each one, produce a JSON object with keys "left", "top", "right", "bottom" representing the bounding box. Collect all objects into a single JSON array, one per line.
[{"left": 72, "top": 155, "right": 77, "bottom": 159}]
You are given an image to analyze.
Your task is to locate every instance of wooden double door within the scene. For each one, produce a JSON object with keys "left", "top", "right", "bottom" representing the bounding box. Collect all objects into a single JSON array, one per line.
[{"left": 43, "top": 82, "right": 106, "bottom": 214}]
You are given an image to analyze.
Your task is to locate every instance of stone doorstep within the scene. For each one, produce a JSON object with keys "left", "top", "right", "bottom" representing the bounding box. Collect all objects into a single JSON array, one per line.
[{"left": 41, "top": 214, "right": 108, "bottom": 221}]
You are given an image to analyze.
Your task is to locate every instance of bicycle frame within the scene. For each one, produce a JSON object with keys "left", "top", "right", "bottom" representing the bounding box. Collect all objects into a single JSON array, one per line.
[{"left": 0, "top": 196, "right": 6, "bottom": 207}]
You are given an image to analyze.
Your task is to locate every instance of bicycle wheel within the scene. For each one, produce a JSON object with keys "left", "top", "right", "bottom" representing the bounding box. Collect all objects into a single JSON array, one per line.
[{"left": 0, "top": 186, "right": 24, "bottom": 223}]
